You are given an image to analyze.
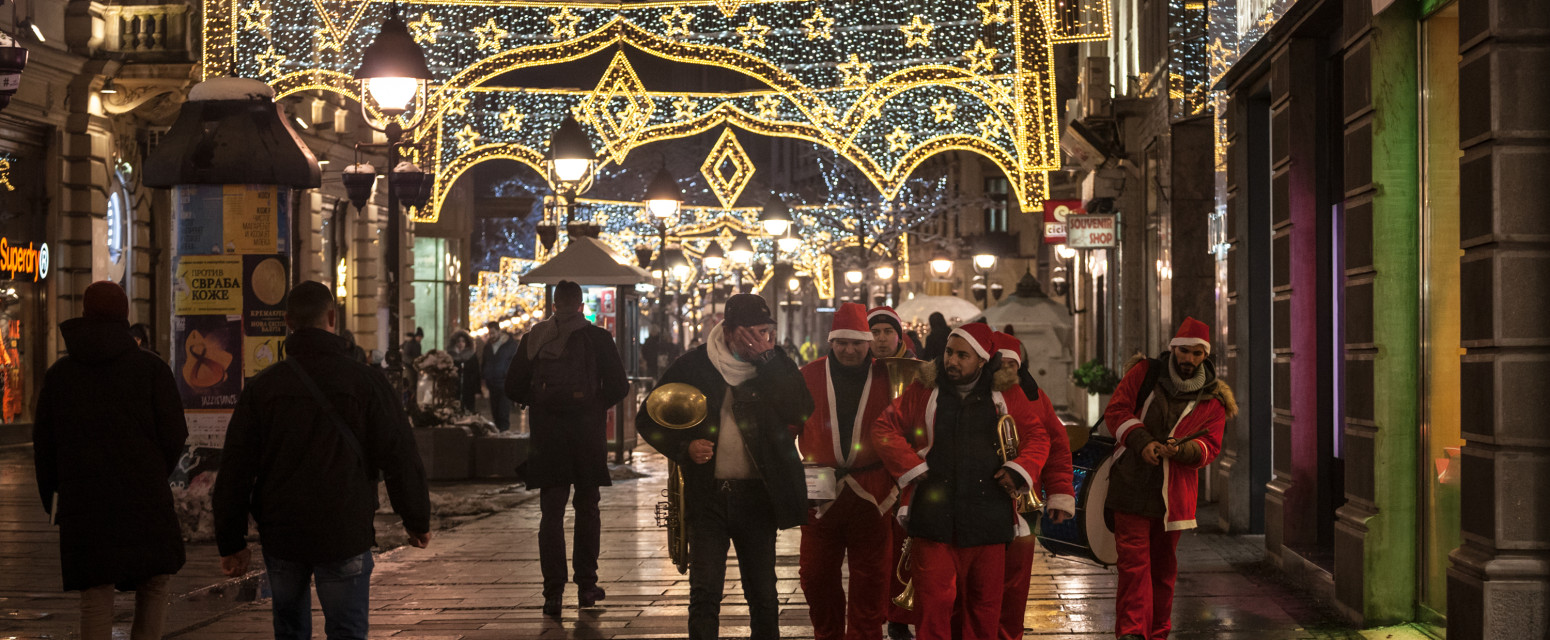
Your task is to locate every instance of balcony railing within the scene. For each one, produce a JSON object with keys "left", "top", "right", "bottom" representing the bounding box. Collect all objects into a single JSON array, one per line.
[{"left": 101, "top": 4, "right": 190, "bottom": 58}]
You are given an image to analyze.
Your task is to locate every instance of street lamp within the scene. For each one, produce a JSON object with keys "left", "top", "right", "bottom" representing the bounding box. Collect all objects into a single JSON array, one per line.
[
  {"left": 777, "top": 224, "right": 802, "bottom": 254},
  {"left": 760, "top": 193, "right": 792, "bottom": 237},
  {"left": 1056, "top": 243, "right": 1077, "bottom": 260},
  {"left": 545, "top": 115, "right": 596, "bottom": 239},
  {"left": 645, "top": 167, "right": 682, "bottom": 219},
  {"left": 929, "top": 250, "right": 954, "bottom": 278},
  {"left": 353, "top": 6, "right": 433, "bottom": 396},
  {"left": 972, "top": 252, "right": 999, "bottom": 272},
  {"left": 664, "top": 246, "right": 693, "bottom": 281},
  {"left": 874, "top": 263, "right": 895, "bottom": 281},
  {"left": 728, "top": 234, "right": 755, "bottom": 266},
  {"left": 702, "top": 241, "right": 725, "bottom": 272}
]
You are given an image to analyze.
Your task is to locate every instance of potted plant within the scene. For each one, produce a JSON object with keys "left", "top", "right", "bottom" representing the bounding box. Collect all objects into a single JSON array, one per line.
[{"left": 1071, "top": 358, "right": 1121, "bottom": 427}]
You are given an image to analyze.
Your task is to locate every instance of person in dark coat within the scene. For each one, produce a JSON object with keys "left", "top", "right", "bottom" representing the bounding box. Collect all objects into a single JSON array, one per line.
[
  {"left": 919, "top": 311, "right": 951, "bottom": 363},
  {"left": 213, "top": 281, "right": 432, "bottom": 640},
  {"left": 638, "top": 293, "right": 814, "bottom": 640},
  {"left": 447, "top": 330, "right": 481, "bottom": 412},
  {"left": 32, "top": 281, "right": 188, "bottom": 640},
  {"left": 504, "top": 280, "right": 629, "bottom": 616},
  {"left": 480, "top": 321, "right": 519, "bottom": 431}
]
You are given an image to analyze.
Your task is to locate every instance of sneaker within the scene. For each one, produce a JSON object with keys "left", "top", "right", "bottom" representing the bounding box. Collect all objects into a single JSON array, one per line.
[
  {"left": 542, "top": 597, "right": 561, "bottom": 617},
  {"left": 887, "top": 622, "right": 914, "bottom": 640},
  {"left": 579, "top": 585, "right": 607, "bottom": 607}
]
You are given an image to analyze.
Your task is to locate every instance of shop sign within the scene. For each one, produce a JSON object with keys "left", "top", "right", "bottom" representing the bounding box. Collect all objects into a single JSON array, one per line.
[
  {"left": 1066, "top": 214, "right": 1118, "bottom": 249},
  {"left": 1043, "top": 200, "right": 1082, "bottom": 244},
  {"left": 0, "top": 237, "right": 49, "bottom": 281}
]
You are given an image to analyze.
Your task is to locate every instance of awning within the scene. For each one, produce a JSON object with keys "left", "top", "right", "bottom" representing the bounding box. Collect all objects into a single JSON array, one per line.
[{"left": 521, "top": 236, "right": 651, "bottom": 286}]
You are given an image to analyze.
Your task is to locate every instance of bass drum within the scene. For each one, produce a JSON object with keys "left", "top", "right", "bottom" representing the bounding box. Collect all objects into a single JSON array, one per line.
[{"left": 1036, "top": 433, "right": 1118, "bottom": 566}]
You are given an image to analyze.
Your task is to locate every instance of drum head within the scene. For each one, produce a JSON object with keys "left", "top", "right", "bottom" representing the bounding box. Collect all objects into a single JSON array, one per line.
[{"left": 1085, "top": 454, "right": 1119, "bottom": 565}]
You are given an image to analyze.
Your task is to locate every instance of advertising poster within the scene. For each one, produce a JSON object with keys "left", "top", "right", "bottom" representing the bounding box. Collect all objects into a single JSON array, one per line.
[
  {"left": 243, "top": 254, "right": 289, "bottom": 336},
  {"left": 174, "top": 185, "right": 226, "bottom": 256},
  {"left": 173, "top": 255, "right": 243, "bottom": 315},
  {"left": 173, "top": 314, "right": 243, "bottom": 410},
  {"left": 223, "top": 185, "right": 281, "bottom": 254},
  {"left": 244, "top": 335, "right": 284, "bottom": 378},
  {"left": 185, "top": 410, "right": 234, "bottom": 449}
]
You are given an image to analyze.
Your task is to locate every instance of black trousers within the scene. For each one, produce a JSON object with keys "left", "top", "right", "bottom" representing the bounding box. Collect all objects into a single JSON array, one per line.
[
  {"left": 539, "top": 485, "right": 601, "bottom": 599},
  {"left": 688, "top": 479, "right": 780, "bottom": 640}
]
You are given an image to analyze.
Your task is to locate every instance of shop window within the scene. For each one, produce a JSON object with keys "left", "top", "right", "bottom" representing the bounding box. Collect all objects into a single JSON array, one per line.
[{"left": 411, "top": 237, "right": 460, "bottom": 352}]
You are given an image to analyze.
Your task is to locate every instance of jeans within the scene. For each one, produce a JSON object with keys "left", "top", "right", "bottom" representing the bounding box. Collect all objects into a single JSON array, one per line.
[
  {"left": 264, "top": 550, "right": 374, "bottom": 640},
  {"left": 489, "top": 384, "right": 512, "bottom": 432},
  {"left": 688, "top": 479, "right": 780, "bottom": 640},
  {"left": 539, "top": 485, "right": 602, "bottom": 599},
  {"left": 79, "top": 574, "right": 171, "bottom": 640}
]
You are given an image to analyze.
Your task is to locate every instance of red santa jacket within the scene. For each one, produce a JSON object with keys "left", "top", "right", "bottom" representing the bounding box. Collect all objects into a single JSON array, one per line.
[
  {"left": 797, "top": 357, "right": 899, "bottom": 513},
  {"left": 1103, "top": 356, "right": 1235, "bottom": 531},
  {"left": 1030, "top": 388, "right": 1075, "bottom": 518},
  {"left": 870, "top": 364, "right": 1050, "bottom": 539}
]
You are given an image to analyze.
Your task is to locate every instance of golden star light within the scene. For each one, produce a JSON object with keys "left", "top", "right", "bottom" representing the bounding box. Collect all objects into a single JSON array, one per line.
[
  {"left": 239, "top": 1, "right": 271, "bottom": 33},
  {"left": 887, "top": 128, "right": 913, "bottom": 152},
  {"left": 454, "top": 125, "right": 483, "bottom": 151},
  {"left": 736, "top": 16, "right": 770, "bottom": 49},
  {"left": 930, "top": 97, "right": 957, "bottom": 122},
  {"left": 802, "top": 6, "right": 836, "bottom": 41},
  {"left": 447, "top": 94, "right": 471, "bottom": 116},
  {"left": 672, "top": 95, "right": 699, "bottom": 120},
  {"left": 978, "top": 114, "right": 1004, "bottom": 138},
  {"left": 977, "top": 0, "right": 1012, "bottom": 24},
  {"left": 964, "top": 39, "right": 998, "bottom": 74},
  {"left": 408, "top": 12, "right": 443, "bottom": 44},
  {"left": 474, "top": 18, "right": 508, "bottom": 52},
  {"left": 313, "top": 26, "right": 340, "bottom": 52},
  {"left": 901, "top": 16, "right": 933, "bottom": 48},
  {"left": 548, "top": 7, "right": 583, "bottom": 40},
  {"left": 755, "top": 95, "right": 781, "bottom": 119},
  {"left": 499, "top": 106, "right": 526, "bottom": 131},
  {"left": 254, "top": 46, "right": 286, "bottom": 77},
  {"left": 662, "top": 6, "right": 695, "bottom": 38},
  {"left": 836, "top": 54, "right": 871, "bottom": 87}
]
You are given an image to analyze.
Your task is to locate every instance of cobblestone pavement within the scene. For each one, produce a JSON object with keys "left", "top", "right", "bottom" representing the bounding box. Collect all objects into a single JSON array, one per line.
[{"left": 2, "top": 443, "right": 1375, "bottom": 639}]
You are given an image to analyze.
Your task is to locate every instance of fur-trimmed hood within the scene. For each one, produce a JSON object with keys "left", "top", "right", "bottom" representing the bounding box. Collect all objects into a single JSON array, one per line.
[
  {"left": 1122, "top": 351, "right": 1238, "bottom": 419},
  {"left": 913, "top": 357, "right": 1020, "bottom": 393}
]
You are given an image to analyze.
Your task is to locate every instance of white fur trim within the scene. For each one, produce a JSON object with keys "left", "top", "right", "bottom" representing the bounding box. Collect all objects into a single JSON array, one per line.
[
  {"left": 823, "top": 360, "right": 875, "bottom": 466},
  {"left": 1046, "top": 493, "right": 1076, "bottom": 518},
  {"left": 998, "top": 348, "right": 1021, "bottom": 364},
  {"left": 949, "top": 327, "right": 991, "bottom": 360},
  {"left": 1169, "top": 337, "right": 1210, "bottom": 353},
  {"left": 897, "top": 461, "right": 928, "bottom": 488},
  {"left": 896, "top": 505, "right": 910, "bottom": 528},
  {"left": 919, "top": 389, "right": 939, "bottom": 457},
  {"left": 829, "top": 329, "right": 874, "bottom": 342},
  {"left": 868, "top": 308, "right": 903, "bottom": 325},
  {"left": 1003, "top": 461, "right": 1034, "bottom": 491},
  {"left": 1113, "top": 418, "right": 1145, "bottom": 445},
  {"left": 1014, "top": 515, "right": 1031, "bottom": 537},
  {"left": 1165, "top": 518, "right": 1197, "bottom": 531}
]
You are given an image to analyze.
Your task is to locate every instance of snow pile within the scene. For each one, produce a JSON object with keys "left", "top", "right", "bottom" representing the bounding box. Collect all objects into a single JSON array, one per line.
[
  {"left": 343, "top": 162, "right": 376, "bottom": 174},
  {"left": 187, "top": 77, "right": 275, "bottom": 102},
  {"left": 394, "top": 161, "right": 423, "bottom": 173}
]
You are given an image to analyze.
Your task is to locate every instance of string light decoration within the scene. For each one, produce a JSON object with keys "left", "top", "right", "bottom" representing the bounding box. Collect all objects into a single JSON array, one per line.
[{"left": 205, "top": 0, "right": 1106, "bottom": 223}]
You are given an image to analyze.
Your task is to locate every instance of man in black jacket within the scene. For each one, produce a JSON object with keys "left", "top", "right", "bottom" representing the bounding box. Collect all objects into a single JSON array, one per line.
[
  {"left": 214, "top": 281, "right": 431, "bottom": 640},
  {"left": 638, "top": 293, "right": 813, "bottom": 640},
  {"left": 504, "top": 280, "right": 630, "bottom": 616}
]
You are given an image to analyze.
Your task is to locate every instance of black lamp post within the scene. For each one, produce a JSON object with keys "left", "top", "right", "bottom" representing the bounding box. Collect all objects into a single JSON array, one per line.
[
  {"left": 543, "top": 115, "right": 596, "bottom": 242},
  {"left": 352, "top": 6, "right": 433, "bottom": 396}
]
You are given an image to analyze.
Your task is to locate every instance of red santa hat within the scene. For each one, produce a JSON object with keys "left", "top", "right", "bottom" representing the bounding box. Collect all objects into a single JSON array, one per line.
[
  {"left": 1170, "top": 316, "right": 1212, "bottom": 353},
  {"left": 828, "top": 302, "right": 873, "bottom": 342},
  {"left": 992, "top": 331, "right": 1022, "bottom": 365},
  {"left": 948, "top": 322, "right": 997, "bottom": 362}
]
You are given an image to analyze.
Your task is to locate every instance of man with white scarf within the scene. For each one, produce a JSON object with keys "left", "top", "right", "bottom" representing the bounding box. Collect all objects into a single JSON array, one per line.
[{"left": 638, "top": 294, "right": 813, "bottom": 640}]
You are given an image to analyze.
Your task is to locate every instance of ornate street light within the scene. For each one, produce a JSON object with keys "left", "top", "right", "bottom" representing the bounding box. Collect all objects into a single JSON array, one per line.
[
  {"left": 777, "top": 224, "right": 802, "bottom": 253},
  {"left": 874, "top": 263, "right": 895, "bottom": 281},
  {"left": 972, "top": 252, "right": 998, "bottom": 272},
  {"left": 0, "top": 31, "right": 30, "bottom": 112},
  {"left": 702, "top": 241, "right": 725, "bottom": 272},
  {"left": 645, "top": 167, "right": 682, "bottom": 219},
  {"left": 844, "top": 269, "right": 864, "bottom": 285},
  {"left": 929, "top": 250, "right": 954, "bottom": 278},
  {"left": 548, "top": 115, "right": 594, "bottom": 185},
  {"left": 663, "top": 246, "right": 693, "bottom": 281},
  {"left": 759, "top": 193, "right": 792, "bottom": 237},
  {"left": 728, "top": 234, "right": 755, "bottom": 265}
]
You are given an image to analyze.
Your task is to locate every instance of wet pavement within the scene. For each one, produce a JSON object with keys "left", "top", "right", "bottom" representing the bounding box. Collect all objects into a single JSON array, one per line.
[{"left": 0, "top": 442, "right": 1373, "bottom": 639}]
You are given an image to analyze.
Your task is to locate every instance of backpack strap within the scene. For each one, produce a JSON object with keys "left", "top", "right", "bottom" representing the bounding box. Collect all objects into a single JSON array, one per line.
[
  {"left": 285, "top": 358, "right": 368, "bottom": 469},
  {"left": 1136, "top": 356, "right": 1165, "bottom": 409}
]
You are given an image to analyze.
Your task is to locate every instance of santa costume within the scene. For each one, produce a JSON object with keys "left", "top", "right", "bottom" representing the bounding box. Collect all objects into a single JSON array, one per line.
[
  {"left": 870, "top": 323, "right": 1050, "bottom": 640},
  {"left": 797, "top": 303, "right": 899, "bottom": 640},
  {"left": 1103, "top": 317, "right": 1235, "bottom": 640}
]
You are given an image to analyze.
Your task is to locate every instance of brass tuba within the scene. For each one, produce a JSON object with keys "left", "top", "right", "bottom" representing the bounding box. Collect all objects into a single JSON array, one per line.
[
  {"left": 879, "top": 357, "right": 926, "bottom": 399},
  {"left": 647, "top": 382, "right": 708, "bottom": 575},
  {"left": 997, "top": 414, "right": 1044, "bottom": 513},
  {"left": 891, "top": 537, "right": 915, "bottom": 611}
]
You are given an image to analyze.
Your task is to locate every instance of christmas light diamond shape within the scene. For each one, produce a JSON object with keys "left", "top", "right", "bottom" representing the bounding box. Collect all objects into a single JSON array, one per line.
[
  {"left": 700, "top": 129, "right": 755, "bottom": 209},
  {"left": 578, "top": 51, "right": 655, "bottom": 163}
]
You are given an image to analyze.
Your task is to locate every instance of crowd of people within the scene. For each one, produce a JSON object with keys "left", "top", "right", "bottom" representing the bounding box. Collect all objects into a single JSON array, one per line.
[{"left": 30, "top": 279, "right": 1228, "bottom": 640}]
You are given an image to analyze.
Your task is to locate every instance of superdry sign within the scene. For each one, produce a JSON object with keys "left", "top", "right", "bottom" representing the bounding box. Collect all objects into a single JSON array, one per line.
[{"left": 0, "top": 238, "right": 49, "bottom": 281}]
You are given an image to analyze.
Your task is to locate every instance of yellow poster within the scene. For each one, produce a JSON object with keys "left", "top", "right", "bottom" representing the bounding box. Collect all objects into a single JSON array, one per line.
[
  {"left": 222, "top": 184, "right": 279, "bottom": 254},
  {"left": 174, "top": 256, "right": 243, "bottom": 315},
  {"left": 244, "top": 335, "right": 284, "bottom": 378}
]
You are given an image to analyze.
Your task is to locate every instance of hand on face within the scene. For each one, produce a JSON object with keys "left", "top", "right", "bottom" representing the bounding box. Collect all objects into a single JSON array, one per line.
[{"left": 730, "top": 325, "right": 776, "bottom": 361}]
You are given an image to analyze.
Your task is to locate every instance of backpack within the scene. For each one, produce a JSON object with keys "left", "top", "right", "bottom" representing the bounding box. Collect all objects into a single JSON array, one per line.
[{"left": 529, "top": 329, "right": 597, "bottom": 409}]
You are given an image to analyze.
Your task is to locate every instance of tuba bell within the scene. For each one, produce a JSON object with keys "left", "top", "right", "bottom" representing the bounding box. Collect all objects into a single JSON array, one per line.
[
  {"left": 997, "top": 414, "right": 1044, "bottom": 514},
  {"left": 647, "top": 382, "right": 709, "bottom": 575},
  {"left": 879, "top": 357, "right": 926, "bottom": 399}
]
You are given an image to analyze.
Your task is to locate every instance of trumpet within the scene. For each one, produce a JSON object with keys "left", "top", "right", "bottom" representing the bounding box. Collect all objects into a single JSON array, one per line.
[
  {"left": 892, "top": 537, "right": 915, "bottom": 611},
  {"left": 997, "top": 414, "right": 1043, "bottom": 514},
  {"left": 646, "top": 382, "right": 709, "bottom": 575}
]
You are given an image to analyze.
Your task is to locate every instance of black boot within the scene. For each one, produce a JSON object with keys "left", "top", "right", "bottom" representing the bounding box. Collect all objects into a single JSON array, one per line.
[
  {"left": 543, "top": 597, "right": 561, "bottom": 617},
  {"left": 579, "top": 585, "right": 606, "bottom": 607},
  {"left": 887, "top": 622, "right": 914, "bottom": 640}
]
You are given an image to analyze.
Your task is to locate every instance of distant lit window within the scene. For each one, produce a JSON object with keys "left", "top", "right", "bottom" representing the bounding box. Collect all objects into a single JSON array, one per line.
[{"left": 983, "top": 176, "right": 1009, "bottom": 233}]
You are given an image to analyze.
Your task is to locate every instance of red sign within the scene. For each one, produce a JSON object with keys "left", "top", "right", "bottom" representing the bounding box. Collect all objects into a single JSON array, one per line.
[{"left": 1042, "top": 200, "right": 1082, "bottom": 244}]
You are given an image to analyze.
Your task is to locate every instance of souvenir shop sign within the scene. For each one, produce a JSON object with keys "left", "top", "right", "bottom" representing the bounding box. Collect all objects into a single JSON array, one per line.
[
  {"left": 174, "top": 256, "right": 243, "bottom": 315},
  {"left": 0, "top": 237, "right": 48, "bottom": 281},
  {"left": 1066, "top": 214, "right": 1118, "bottom": 249}
]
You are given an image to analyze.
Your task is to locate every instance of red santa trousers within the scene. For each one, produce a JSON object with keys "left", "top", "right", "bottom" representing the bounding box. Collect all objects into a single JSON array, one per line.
[
  {"left": 910, "top": 538, "right": 1005, "bottom": 640},
  {"left": 1113, "top": 510, "right": 1183, "bottom": 640},
  {"left": 800, "top": 489, "right": 894, "bottom": 640},
  {"left": 886, "top": 518, "right": 921, "bottom": 625},
  {"left": 997, "top": 533, "right": 1039, "bottom": 640}
]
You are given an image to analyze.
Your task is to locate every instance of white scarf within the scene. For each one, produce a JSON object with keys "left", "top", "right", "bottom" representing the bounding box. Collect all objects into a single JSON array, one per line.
[{"left": 707, "top": 322, "right": 758, "bottom": 386}]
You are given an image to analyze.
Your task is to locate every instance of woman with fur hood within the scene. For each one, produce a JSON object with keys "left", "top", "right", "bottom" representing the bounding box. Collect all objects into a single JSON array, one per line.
[{"left": 1102, "top": 317, "right": 1237, "bottom": 640}]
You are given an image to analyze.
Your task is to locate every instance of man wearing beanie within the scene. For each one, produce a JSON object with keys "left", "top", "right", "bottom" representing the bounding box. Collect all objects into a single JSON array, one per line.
[
  {"left": 1103, "top": 317, "right": 1236, "bottom": 640},
  {"left": 638, "top": 293, "right": 812, "bottom": 640},
  {"left": 796, "top": 303, "right": 898, "bottom": 640},
  {"left": 867, "top": 306, "right": 916, "bottom": 360},
  {"left": 33, "top": 281, "right": 189, "bottom": 640},
  {"left": 870, "top": 322, "right": 1050, "bottom": 640}
]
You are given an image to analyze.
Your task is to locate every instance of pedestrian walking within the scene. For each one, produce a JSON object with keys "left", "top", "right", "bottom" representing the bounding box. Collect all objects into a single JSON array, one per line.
[
  {"left": 32, "top": 281, "right": 188, "bottom": 640},
  {"left": 480, "top": 320, "right": 519, "bottom": 431},
  {"left": 503, "top": 280, "right": 630, "bottom": 616},
  {"left": 638, "top": 293, "right": 813, "bottom": 640},
  {"left": 919, "top": 312, "right": 950, "bottom": 362},
  {"left": 870, "top": 322, "right": 1051, "bottom": 640},
  {"left": 1103, "top": 317, "right": 1234, "bottom": 640},
  {"left": 213, "top": 281, "right": 432, "bottom": 640},
  {"left": 447, "top": 330, "right": 480, "bottom": 413},
  {"left": 796, "top": 303, "right": 899, "bottom": 640}
]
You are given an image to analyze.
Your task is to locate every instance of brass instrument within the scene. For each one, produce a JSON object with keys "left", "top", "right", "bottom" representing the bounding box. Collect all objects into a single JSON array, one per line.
[
  {"left": 997, "top": 414, "right": 1044, "bottom": 514},
  {"left": 879, "top": 357, "right": 926, "bottom": 399},
  {"left": 891, "top": 537, "right": 915, "bottom": 611},
  {"left": 646, "top": 382, "right": 709, "bottom": 574}
]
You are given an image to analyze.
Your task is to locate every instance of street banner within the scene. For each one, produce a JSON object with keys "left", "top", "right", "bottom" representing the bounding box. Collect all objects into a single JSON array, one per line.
[
  {"left": 1067, "top": 214, "right": 1119, "bottom": 249},
  {"left": 1043, "top": 200, "right": 1082, "bottom": 243},
  {"left": 173, "top": 256, "right": 243, "bottom": 315}
]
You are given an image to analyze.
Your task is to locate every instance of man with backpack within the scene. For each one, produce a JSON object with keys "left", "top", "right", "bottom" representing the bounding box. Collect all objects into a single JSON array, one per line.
[
  {"left": 213, "top": 281, "right": 431, "bottom": 640},
  {"left": 504, "top": 280, "right": 630, "bottom": 616}
]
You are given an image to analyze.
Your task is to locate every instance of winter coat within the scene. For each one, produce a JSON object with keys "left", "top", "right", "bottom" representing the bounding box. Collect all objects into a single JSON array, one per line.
[
  {"left": 638, "top": 345, "right": 814, "bottom": 530},
  {"left": 33, "top": 318, "right": 188, "bottom": 591},
  {"left": 481, "top": 334, "right": 518, "bottom": 386},
  {"left": 1014, "top": 368, "right": 1076, "bottom": 519},
  {"left": 920, "top": 313, "right": 950, "bottom": 363},
  {"left": 504, "top": 322, "right": 630, "bottom": 488},
  {"left": 797, "top": 356, "right": 899, "bottom": 514},
  {"left": 871, "top": 360, "right": 1050, "bottom": 547},
  {"left": 213, "top": 328, "right": 431, "bottom": 563},
  {"left": 1103, "top": 354, "right": 1235, "bottom": 531},
  {"left": 447, "top": 333, "right": 481, "bottom": 411}
]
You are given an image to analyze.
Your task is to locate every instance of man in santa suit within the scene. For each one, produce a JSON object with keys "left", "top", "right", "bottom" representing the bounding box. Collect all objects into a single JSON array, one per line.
[
  {"left": 871, "top": 322, "right": 1050, "bottom": 640},
  {"left": 797, "top": 302, "right": 899, "bottom": 640},
  {"left": 868, "top": 306, "right": 917, "bottom": 360},
  {"left": 1103, "top": 317, "right": 1235, "bottom": 640}
]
